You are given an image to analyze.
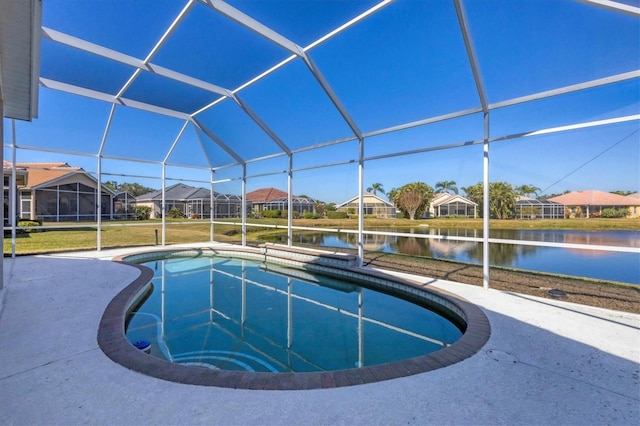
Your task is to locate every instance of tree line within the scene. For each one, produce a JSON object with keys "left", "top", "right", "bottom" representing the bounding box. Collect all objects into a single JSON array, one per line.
[
  {"left": 104, "top": 181, "right": 156, "bottom": 197},
  {"left": 364, "top": 180, "right": 516, "bottom": 220}
]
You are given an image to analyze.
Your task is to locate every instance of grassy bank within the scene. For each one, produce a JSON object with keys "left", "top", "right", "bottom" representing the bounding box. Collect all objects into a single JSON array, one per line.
[
  {"left": 3, "top": 217, "right": 638, "bottom": 255},
  {"left": 356, "top": 250, "right": 640, "bottom": 314}
]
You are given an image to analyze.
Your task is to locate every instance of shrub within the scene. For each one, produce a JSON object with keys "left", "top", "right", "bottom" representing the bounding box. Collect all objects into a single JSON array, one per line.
[
  {"left": 302, "top": 212, "right": 320, "bottom": 219},
  {"left": 395, "top": 211, "right": 406, "bottom": 219},
  {"left": 167, "top": 207, "right": 185, "bottom": 219},
  {"left": 600, "top": 208, "right": 628, "bottom": 218},
  {"left": 21, "top": 217, "right": 43, "bottom": 226},
  {"left": 133, "top": 206, "right": 152, "bottom": 220},
  {"left": 327, "top": 211, "right": 348, "bottom": 219},
  {"left": 575, "top": 206, "right": 583, "bottom": 218},
  {"left": 17, "top": 220, "right": 40, "bottom": 227},
  {"left": 261, "top": 209, "right": 281, "bottom": 218},
  {"left": 17, "top": 220, "right": 41, "bottom": 233}
]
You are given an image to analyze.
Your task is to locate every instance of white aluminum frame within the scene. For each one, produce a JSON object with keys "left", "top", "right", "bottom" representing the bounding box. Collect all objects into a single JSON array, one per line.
[{"left": 2, "top": 0, "right": 639, "bottom": 291}]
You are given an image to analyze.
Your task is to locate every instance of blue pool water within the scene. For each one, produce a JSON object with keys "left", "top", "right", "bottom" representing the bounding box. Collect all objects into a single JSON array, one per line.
[{"left": 125, "top": 256, "right": 463, "bottom": 373}]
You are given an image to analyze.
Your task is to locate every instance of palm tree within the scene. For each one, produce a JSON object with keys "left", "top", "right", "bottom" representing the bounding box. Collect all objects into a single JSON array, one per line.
[
  {"left": 393, "top": 182, "right": 434, "bottom": 220},
  {"left": 367, "top": 182, "right": 385, "bottom": 196},
  {"left": 489, "top": 182, "right": 516, "bottom": 219},
  {"left": 387, "top": 187, "right": 398, "bottom": 205},
  {"left": 514, "top": 184, "right": 540, "bottom": 198},
  {"left": 463, "top": 181, "right": 516, "bottom": 219},
  {"left": 435, "top": 180, "right": 458, "bottom": 194}
]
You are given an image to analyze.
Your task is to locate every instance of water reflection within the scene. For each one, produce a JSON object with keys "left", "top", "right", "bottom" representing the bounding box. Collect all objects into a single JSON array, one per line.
[
  {"left": 265, "top": 228, "right": 640, "bottom": 284},
  {"left": 127, "top": 257, "right": 462, "bottom": 373}
]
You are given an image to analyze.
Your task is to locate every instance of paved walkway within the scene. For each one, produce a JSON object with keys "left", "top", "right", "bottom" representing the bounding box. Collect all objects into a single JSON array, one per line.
[{"left": 1, "top": 244, "right": 639, "bottom": 425}]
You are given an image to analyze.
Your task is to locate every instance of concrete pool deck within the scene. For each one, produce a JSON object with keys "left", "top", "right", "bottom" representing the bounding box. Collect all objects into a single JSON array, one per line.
[{"left": 1, "top": 243, "right": 639, "bottom": 425}]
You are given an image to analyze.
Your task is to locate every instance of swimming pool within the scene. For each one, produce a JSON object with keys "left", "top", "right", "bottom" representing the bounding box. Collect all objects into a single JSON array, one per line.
[
  {"left": 99, "top": 245, "right": 490, "bottom": 389},
  {"left": 126, "top": 256, "right": 464, "bottom": 373}
]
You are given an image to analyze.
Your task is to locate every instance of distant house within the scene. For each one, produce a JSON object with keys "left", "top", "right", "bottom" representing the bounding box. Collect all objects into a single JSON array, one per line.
[
  {"left": 626, "top": 193, "right": 640, "bottom": 218},
  {"left": 549, "top": 190, "right": 640, "bottom": 218},
  {"left": 135, "top": 183, "right": 246, "bottom": 219},
  {"left": 336, "top": 192, "right": 396, "bottom": 218},
  {"left": 428, "top": 193, "right": 477, "bottom": 218},
  {"left": 245, "top": 187, "right": 315, "bottom": 216},
  {"left": 3, "top": 162, "right": 115, "bottom": 222}
]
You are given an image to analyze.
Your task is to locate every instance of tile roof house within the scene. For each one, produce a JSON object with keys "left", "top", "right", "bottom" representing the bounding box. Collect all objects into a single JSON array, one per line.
[
  {"left": 245, "top": 187, "right": 315, "bottom": 216},
  {"left": 2, "top": 161, "right": 28, "bottom": 185},
  {"left": 135, "top": 183, "right": 245, "bottom": 219},
  {"left": 3, "top": 162, "right": 115, "bottom": 222},
  {"left": 549, "top": 190, "right": 640, "bottom": 218},
  {"left": 245, "top": 187, "right": 288, "bottom": 204}
]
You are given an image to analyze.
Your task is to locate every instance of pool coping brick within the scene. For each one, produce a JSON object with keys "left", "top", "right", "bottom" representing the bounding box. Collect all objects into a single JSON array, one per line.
[{"left": 98, "top": 246, "right": 491, "bottom": 390}]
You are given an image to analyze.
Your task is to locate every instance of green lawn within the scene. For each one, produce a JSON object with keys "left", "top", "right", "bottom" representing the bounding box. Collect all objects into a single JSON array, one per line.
[
  {"left": 3, "top": 217, "right": 638, "bottom": 255},
  {"left": 3, "top": 221, "right": 241, "bottom": 255}
]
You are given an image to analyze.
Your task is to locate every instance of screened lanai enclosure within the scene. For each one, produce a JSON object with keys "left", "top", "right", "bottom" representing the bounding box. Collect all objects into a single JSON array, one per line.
[
  {"left": 2, "top": 0, "right": 639, "bottom": 289},
  {"left": 263, "top": 196, "right": 316, "bottom": 216},
  {"left": 515, "top": 197, "right": 565, "bottom": 220},
  {"left": 134, "top": 183, "right": 246, "bottom": 219}
]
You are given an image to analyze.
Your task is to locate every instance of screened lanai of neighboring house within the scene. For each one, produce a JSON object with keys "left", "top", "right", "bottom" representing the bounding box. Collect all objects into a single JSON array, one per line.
[
  {"left": 336, "top": 192, "right": 396, "bottom": 219},
  {"left": 113, "top": 191, "right": 136, "bottom": 219},
  {"left": 2, "top": 161, "right": 115, "bottom": 222},
  {"left": 211, "top": 192, "right": 245, "bottom": 218},
  {"left": 264, "top": 196, "right": 316, "bottom": 215},
  {"left": 515, "top": 197, "right": 565, "bottom": 220},
  {"left": 430, "top": 193, "right": 477, "bottom": 218},
  {"left": 135, "top": 183, "right": 245, "bottom": 219},
  {"left": 1, "top": 0, "right": 639, "bottom": 290}
]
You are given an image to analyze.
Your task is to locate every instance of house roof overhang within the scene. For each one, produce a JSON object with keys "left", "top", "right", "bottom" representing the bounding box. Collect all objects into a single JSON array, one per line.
[
  {"left": 0, "top": 0, "right": 41, "bottom": 121},
  {"left": 336, "top": 192, "right": 394, "bottom": 208},
  {"left": 549, "top": 190, "right": 640, "bottom": 206},
  {"left": 29, "top": 170, "right": 117, "bottom": 195},
  {"left": 432, "top": 193, "right": 478, "bottom": 207}
]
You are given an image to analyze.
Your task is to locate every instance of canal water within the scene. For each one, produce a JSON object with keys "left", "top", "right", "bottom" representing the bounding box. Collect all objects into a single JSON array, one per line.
[{"left": 263, "top": 228, "right": 640, "bottom": 285}]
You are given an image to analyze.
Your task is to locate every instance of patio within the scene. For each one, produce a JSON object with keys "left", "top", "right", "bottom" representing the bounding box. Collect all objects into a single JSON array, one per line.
[{"left": 1, "top": 245, "right": 638, "bottom": 425}]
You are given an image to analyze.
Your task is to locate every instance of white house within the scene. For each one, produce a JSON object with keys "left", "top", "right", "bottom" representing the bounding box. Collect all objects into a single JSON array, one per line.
[{"left": 336, "top": 192, "right": 396, "bottom": 218}]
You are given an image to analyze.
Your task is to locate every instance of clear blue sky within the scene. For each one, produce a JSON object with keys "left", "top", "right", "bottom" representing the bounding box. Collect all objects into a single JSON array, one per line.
[{"left": 4, "top": 0, "right": 639, "bottom": 203}]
